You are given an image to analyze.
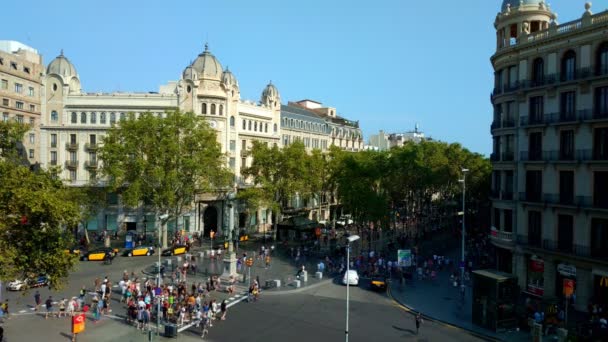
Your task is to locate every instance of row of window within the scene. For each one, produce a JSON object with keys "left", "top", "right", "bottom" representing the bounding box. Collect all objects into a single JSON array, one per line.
[
  {"left": 2, "top": 98, "right": 36, "bottom": 112},
  {"left": 282, "top": 134, "right": 329, "bottom": 150},
  {"left": 494, "top": 207, "right": 608, "bottom": 259},
  {"left": 201, "top": 103, "right": 223, "bottom": 116},
  {"left": 0, "top": 58, "right": 31, "bottom": 74},
  {"left": 282, "top": 117, "right": 328, "bottom": 133},
  {"left": 1, "top": 79, "right": 35, "bottom": 96},
  {"left": 240, "top": 118, "right": 277, "bottom": 134},
  {"left": 64, "top": 111, "right": 166, "bottom": 125},
  {"left": 495, "top": 42, "right": 608, "bottom": 91},
  {"left": 2, "top": 112, "right": 35, "bottom": 126}
]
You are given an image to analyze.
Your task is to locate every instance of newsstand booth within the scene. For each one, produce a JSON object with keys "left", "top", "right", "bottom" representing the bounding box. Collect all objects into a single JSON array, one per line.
[{"left": 472, "top": 270, "right": 518, "bottom": 332}]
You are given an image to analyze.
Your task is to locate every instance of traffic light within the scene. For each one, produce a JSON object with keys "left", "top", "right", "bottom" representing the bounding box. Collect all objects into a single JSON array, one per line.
[{"left": 246, "top": 257, "right": 253, "bottom": 267}]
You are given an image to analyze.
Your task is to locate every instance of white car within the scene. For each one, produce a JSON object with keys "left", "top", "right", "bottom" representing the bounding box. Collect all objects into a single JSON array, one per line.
[
  {"left": 342, "top": 270, "right": 359, "bottom": 286},
  {"left": 7, "top": 279, "right": 27, "bottom": 291},
  {"left": 336, "top": 216, "right": 353, "bottom": 226}
]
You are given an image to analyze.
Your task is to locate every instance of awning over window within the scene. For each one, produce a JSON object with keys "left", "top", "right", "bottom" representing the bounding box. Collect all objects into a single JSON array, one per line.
[
  {"left": 87, "top": 217, "right": 98, "bottom": 231},
  {"left": 106, "top": 215, "right": 118, "bottom": 230}
]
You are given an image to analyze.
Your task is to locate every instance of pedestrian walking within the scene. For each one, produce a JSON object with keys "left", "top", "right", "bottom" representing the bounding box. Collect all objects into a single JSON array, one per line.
[
  {"left": 220, "top": 300, "right": 227, "bottom": 320},
  {"left": 34, "top": 290, "right": 41, "bottom": 311},
  {"left": 45, "top": 296, "right": 54, "bottom": 319},
  {"left": 415, "top": 312, "right": 423, "bottom": 335}
]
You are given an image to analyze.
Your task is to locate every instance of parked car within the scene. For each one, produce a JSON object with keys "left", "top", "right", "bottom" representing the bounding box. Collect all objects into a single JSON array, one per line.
[
  {"left": 122, "top": 246, "right": 155, "bottom": 257},
  {"left": 342, "top": 270, "right": 359, "bottom": 286},
  {"left": 80, "top": 247, "right": 118, "bottom": 261},
  {"left": 8, "top": 275, "right": 49, "bottom": 291},
  {"left": 370, "top": 275, "right": 387, "bottom": 291},
  {"left": 336, "top": 215, "right": 353, "bottom": 226},
  {"left": 64, "top": 246, "right": 82, "bottom": 255},
  {"left": 161, "top": 244, "right": 189, "bottom": 256}
]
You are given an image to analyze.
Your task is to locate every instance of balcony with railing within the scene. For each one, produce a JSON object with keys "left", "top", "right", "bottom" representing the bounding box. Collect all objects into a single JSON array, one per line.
[
  {"left": 519, "top": 191, "right": 542, "bottom": 203},
  {"left": 85, "top": 143, "right": 99, "bottom": 151},
  {"left": 65, "top": 160, "right": 79, "bottom": 169},
  {"left": 490, "top": 153, "right": 500, "bottom": 162},
  {"left": 519, "top": 150, "right": 543, "bottom": 162},
  {"left": 502, "top": 151, "right": 515, "bottom": 162},
  {"left": 516, "top": 234, "right": 542, "bottom": 249},
  {"left": 65, "top": 142, "right": 79, "bottom": 151},
  {"left": 84, "top": 160, "right": 98, "bottom": 169},
  {"left": 50, "top": 159, "right": 57, "bottom": 166},
  {"left": 490, "top": 227, "right": 514, "bottom": 245},
  {"left": 520, "top": 115, "right": 546, "bottom": 127}
]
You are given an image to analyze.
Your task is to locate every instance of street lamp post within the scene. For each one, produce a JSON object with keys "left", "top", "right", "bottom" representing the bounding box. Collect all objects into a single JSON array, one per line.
[
  {"left": 157, "top": 213, "right": 169, "bottom": 335},
  {"left": 459, "top": 169, "right": 469, "bottom": 286},
  {"left": 345, "top": 234, "right": 360, "bottom": 342}
]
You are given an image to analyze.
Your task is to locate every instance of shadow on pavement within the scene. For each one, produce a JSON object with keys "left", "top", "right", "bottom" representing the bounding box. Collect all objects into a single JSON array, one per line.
[{"left": 392, "top": 325, "right": 416, "bottom": 335}]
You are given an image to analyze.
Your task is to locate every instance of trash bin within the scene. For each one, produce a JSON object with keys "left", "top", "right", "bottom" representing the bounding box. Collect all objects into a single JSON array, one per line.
[
  {"left": 124, "top": 233, "right": 134, "bottom": 249},
  {"left": 164, "top": 323, "right": 177, "bottom": 338}
]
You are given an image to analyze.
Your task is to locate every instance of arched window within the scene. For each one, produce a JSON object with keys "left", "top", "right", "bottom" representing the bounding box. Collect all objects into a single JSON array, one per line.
[
  {"left": 597, "top": 42, "right": 608, "bottom": 75},
  {"left": 254, "top": 121, "right": 258, "bottom": 131},
  {"left": 120, "top": 112, "right": 126, "bottom": 121},
  {"left": 219, "top": 105, "right": 224, "bottom": 115},
  {"left": 242, "top": 119, "right": 246, "bottom": 130},
  {"left": 230, "top": 116, "right": 235, "bottom": 127},
  {"left": 81, "top": 112, "right": 87, "bottom": 124},
  {"left": 561, "top": 50, "right": 576, "bottom": 81},
  {"left": 274, "top": 123, "right": 277, "bottom": 133},
  {"left": 51, "top": 110, "right": 58, "bottom": 122},
  {"left": 110, "top": 112, "right": 116, "bottom": 124},
  {"left": 202, "top": 103, "right": 207, "bottom": 114},
  {"left": 211, "top": 104, "right": 216, "bottom": 115},
  {"left": 100, "top": 112, "right": 106, "bottom": 124},
  {"left": 532, "top": 57, "right": 544, "bottom": 86},
  {"left": 248, "top": 120, "right": 252, "bottom": 130},
  {"left": 90, "top": 112, "right": 97, "bottom": 124},
  {"left": 71, "top": 112, "right": 77, "bottom": 123},
  {"left": 265, "top": 123, "right": 268, "bottom": 133}
]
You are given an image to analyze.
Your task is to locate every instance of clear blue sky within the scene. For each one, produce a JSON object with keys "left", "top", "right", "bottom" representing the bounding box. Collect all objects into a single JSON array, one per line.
[{"left": 3, "top": 0, "right": 596, "bottom": 154}]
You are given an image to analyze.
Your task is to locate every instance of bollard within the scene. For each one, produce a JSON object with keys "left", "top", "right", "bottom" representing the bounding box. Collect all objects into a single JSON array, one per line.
[
  {"left": 302, "top": 271, "right": 308, "bottom": 282},
  {"left": 294, "top": 280, "right": 301, "bottom": 288},
  {"left": 315, "top": 271, "right": 323, "bottom": 279},
  {"left": 274, "top": 279, "right": 281, "bottom": 288}
]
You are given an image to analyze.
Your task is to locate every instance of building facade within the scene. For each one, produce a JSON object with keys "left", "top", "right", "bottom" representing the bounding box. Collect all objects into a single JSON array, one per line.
[
  {"left": 34, "top": 43, "right": 363, "bottom": 240},
  {"left": 367, "top": 130, "right": 390, "bottom": 151},
  {"left": 0, "top": 41, "right": 43, "bottom": 163},
  {"left": 489, "top": 0, "right": 608, "bottom": 311}
]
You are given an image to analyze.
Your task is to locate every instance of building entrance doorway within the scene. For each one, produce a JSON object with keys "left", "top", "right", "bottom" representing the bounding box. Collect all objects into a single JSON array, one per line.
[{"left": 203, "top": 206, "right": 218, "bottom": 238}]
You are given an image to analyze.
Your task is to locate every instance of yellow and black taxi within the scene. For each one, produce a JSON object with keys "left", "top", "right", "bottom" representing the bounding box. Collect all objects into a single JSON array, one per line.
[
  {"left": 80, "top": 247, "right": 119, "bottom": 261},
  {"left": 161, "top": 244, "right": 189, "bottom": 256},
  {"left": 64, "top": 246, "right": 82, "bottom": 255},
  {"left": 370, "top": 275, "right": 388, "bottom": 291},
  {"left": 122, "top": 245, "right": 155, "bottom": 257}
]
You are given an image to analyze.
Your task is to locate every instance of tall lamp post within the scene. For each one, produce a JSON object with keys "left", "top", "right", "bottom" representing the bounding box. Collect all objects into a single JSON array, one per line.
[
  {"left": 143, "top": 216, "right": 147, "bottom": 242},
  {"left": 345, "top": 234, "right": 360, "bottom": 342},
  {"left": 157, "top": 213, "right": 169, "bottom": 335},
  {"left": 459, "top": 168, "right": 469, "bottom": 285}
]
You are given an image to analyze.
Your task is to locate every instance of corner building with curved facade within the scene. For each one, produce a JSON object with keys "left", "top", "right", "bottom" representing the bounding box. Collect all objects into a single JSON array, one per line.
[
  {"left": 490, "top": 0, "right": 608, "bottom": 311},
  {"left": 38, "top": 44, "right": 361, "bottom": 239}
]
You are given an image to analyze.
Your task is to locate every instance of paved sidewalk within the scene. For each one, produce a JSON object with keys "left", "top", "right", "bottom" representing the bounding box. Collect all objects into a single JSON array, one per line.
[{"left": 388, "top": 248, "right": 530, "bottom": 342}]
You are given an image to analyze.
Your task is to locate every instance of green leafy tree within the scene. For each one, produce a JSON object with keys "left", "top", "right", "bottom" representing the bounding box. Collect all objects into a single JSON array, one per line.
[
  {"left": 0, "top": 121, "right": 80, "bottom": 290},
  {"left": 99, "top": 111, "right": 232, "bottom": 247},
  {"left": 240, "top": 140, "right": 309, "bottom": 239}
]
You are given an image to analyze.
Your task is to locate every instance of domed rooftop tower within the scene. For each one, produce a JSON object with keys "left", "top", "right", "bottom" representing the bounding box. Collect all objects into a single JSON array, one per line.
[
  {"left": 261, "top": 81, "right": 280, "bottom": 109},
  {"left": 189, "top": 43, "right": 223, "bottom": 81},
  {"left": 46, "top": 50, "right": 81, "bottom": 93},
  {"left": 495, "top": 0, "right": 556, "bottom": 50}
]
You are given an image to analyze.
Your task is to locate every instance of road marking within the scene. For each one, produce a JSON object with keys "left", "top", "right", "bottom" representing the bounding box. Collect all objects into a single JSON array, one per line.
[{"left": 19, "top": 310, "right": 27, "bottom": 313}]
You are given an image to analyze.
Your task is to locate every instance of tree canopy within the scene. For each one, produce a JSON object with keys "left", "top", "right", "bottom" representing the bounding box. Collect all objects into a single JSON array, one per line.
[
  {"left": 0, "top": 121, "right": 80, "bottom": 289},
  {"left": 99, "top": 110, "right": 232, "bottom": 247}
]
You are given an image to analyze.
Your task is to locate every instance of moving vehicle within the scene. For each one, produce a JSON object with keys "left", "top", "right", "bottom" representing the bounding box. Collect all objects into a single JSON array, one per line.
[
  {"left": 80, "top": 247, "right": 118, "bottom": 261},
  {"left": 342, "top": 270, "right": 359, "bottom": 286},
  {"left": 161, "top": 244, "right": 189, "bottom": 256},
  {"left": 336, "top": 215, "right": 353, "bottom": 227},
  {"left": 64, "top": 246, "right": 82, "bottom": 255},
  {"left": 370, "top": 275, "right": 387, "bottom": 291},
  {"left": 122, "top": 246, "right": 155, "bottom": 257},
  {"left": 7, "top": 275, "right": 49, "bottom": 291}
]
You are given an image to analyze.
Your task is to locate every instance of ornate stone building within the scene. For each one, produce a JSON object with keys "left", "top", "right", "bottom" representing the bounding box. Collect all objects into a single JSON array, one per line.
[
  {"left": 489, "top": 0, "right": 608, "bottom": 311},
  {"left": 0, "top": 41, "right": 43, "bottom": 163}
]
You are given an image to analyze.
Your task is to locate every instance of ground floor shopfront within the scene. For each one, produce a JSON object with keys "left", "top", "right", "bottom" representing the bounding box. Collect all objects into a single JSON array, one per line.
[{"left": 509, "top": 249, "right": 608, "bottom": 313}]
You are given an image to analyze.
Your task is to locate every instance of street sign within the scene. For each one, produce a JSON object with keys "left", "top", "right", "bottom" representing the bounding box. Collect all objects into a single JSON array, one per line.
[
  {"left": 397, "top": 249, "right": 411, "bottom": 267},
  {"left": 563, "top": 279, "right": 575, "bottom": 298}
]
